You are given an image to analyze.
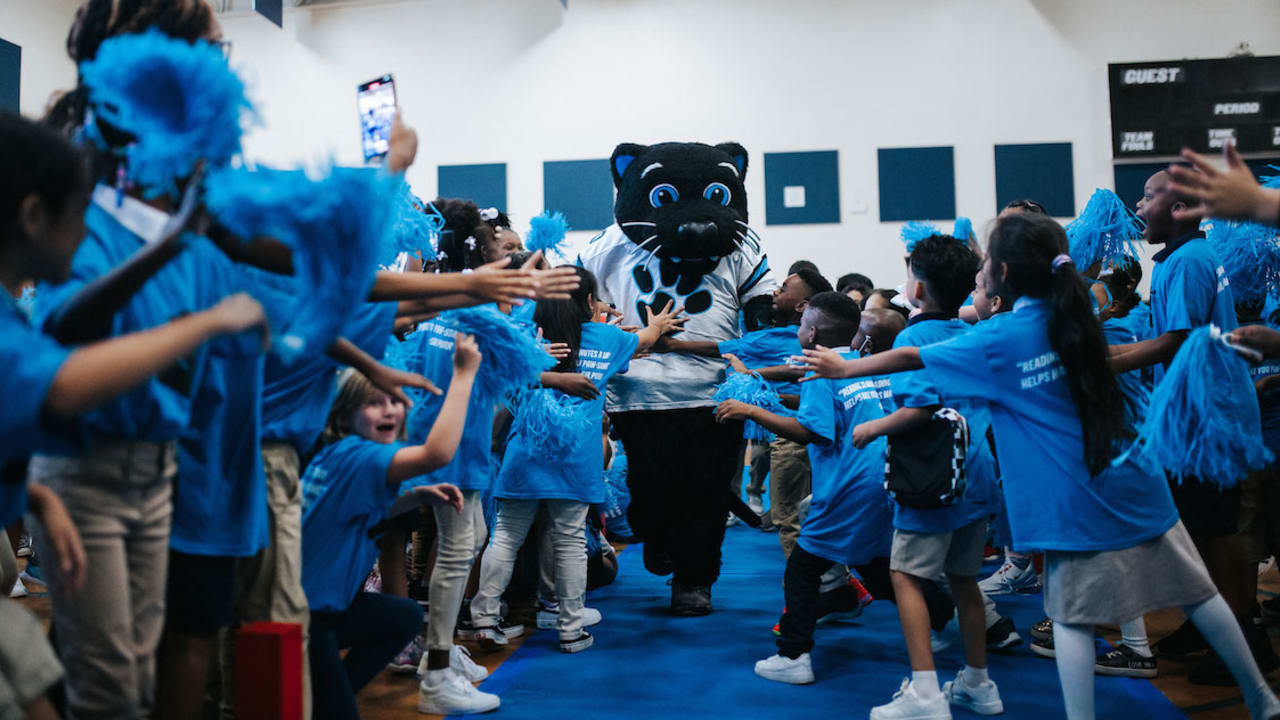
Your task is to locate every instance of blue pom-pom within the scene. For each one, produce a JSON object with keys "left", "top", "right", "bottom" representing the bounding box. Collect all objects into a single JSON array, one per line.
[
  {"left": 952, "top": 217, "right": 973, "bottom": 244},
  {"left": 525, "top": 211, "right": 571, "bottom": 256},
  {"left": 204, "top": 164, "right": 398, "bottom": 363},
  {"left": 510, "top": 387, "right": 596, "bottom": 457},
  {"left": 380, "top": 186, "right": 440, "bottom": 268},
  {"left": 436, "top": 305, "right": 556, "bottom": 400},
  {"left": 900, "top": 221, "right": 941, "bottom": 252},
  {"left": 79, "top": 30, "right": 256, "bottom": 197},
  {"left": 1120, "top": 325, "right": 1272, "bottom": 485},
  {"left": 1065, "top": 189, "right": 1143, "bottom": 269},
  {"left": 1203, "top": 218, "right": 1280, "bottom": 306},
  {"left": 712, "top": 371, "right": 793, "bottom": 441}
]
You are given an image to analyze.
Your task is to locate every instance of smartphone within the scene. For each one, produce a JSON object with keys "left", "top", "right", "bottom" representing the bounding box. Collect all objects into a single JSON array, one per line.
[{"left": 357, "top": 74, "right": 397, "bottom": 162}]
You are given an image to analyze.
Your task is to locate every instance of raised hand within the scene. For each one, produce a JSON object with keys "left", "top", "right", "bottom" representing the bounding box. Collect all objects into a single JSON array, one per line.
[
  {"left": 1167, "top": 142, "right": 1280, "bottom": 225},
  {"left": 453, "top": 333, "right": 481, "bottom": 372},
  {"left": 714, "top": 399, "right": 755, "bottom": 423},
  {"left": 522, "top": 251, "right": 581, "bottom": 299},
  {"left": 644, "top": 299, "right": 687, "bottom": 336},
  {"left": 365, "top": 363, "right": 442, "bottom": 407},
  {"left": 1230, "top": 324, "right": 1280, "bottom": 361}
]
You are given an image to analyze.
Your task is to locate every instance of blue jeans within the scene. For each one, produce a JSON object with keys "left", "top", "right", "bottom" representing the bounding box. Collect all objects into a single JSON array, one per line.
[{"left": 309, "top": 592, "right": 421, "bottom": 720}]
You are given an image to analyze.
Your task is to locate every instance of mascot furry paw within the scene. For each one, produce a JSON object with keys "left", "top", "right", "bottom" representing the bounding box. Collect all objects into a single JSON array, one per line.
[{"left": 578, "top": 141, "right": 777, "bottom": 616}]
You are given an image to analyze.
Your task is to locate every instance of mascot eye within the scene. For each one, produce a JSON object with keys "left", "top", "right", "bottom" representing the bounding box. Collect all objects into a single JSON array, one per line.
[
  {"left": 648, "top": 184, "right": 679, "bottom": 208},
  {"left": 703, "top": 182, "right": 731, "bottom": 206}
]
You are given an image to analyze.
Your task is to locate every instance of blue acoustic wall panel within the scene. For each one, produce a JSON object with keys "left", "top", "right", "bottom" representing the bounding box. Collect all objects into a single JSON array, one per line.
[
  {"left": 543, "top": 159, "right": 614, "bottom": 231},
  {"left": 254, "top": 0, "right": 282, "bottom": 27},
  {"left": 877, "top": 146, "right": 955, "bottom": 222},
  {"left": 994, "top": 143, "right": 1075, "bottom": 217},
  {"left": 763, "top": 150, "right": 840, "bottom": 225},
  {"left": 0, "top": 39, "right": 19, "bottom": 112},
  {"left": 438, "top": 163, "right": 507, "bottom": 212}
]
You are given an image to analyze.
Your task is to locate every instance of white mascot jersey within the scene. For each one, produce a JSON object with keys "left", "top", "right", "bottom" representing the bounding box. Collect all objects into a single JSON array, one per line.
[{"left": 577, "top": 223, "right": 777, "bottom": 412}]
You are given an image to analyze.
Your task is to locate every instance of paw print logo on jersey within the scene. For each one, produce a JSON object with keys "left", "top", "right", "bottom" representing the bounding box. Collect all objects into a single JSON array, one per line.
[{"left": 632, "top": 255, "right": 718, "bottom": 320}]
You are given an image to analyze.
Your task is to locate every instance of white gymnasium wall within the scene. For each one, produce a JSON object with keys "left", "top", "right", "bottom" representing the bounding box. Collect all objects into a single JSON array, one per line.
[
  {"left": 1, "top": 0, "right": 80, "bottom": 116},
  {"left": 8, "top": 0, "right": 1280, "bottom": 289}
]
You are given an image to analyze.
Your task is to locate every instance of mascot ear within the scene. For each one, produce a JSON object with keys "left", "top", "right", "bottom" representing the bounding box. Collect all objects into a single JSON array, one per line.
[
  {"left": 611, "top": 143, "right": 648, "bottom": 189},
  {"left": 715, "top": 142, "right": 749, "bottom": 180}
]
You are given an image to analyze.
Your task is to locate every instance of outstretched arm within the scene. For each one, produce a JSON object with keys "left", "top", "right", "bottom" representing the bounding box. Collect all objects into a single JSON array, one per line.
[
  {"left": 46, "top": 294, "right": 267, "bottom": 418},
  {"left": 851, "top": 406, "right": 933, "bottom": 449},
  {"left": 794, "top": 346, "right": 923, "bottom": 381},
  {"left": 387, "top": 334, "right": 480, "bottom": 483},
  {"left": 1108, "top": 331, "right": 1186, "bottom": 374}
]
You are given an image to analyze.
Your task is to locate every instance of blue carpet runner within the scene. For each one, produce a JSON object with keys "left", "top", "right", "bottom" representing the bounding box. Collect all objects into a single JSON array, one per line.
[{"left": 462, "top": 525, "right": 1185, "bottom": 719}]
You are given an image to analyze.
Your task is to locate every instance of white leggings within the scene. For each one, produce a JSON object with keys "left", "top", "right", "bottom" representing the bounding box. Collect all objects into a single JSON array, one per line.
[
  {"left": 472, "top": 499, "right": 589, "bottom": 638},
  {"left": 1053, "top": 594, "right": 1280, "bottom": 719}
]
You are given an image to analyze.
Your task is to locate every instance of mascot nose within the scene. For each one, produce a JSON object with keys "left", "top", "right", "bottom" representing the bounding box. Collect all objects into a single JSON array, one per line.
[{"left": 677, "top": 221, "right": 719, "bottom": 244}]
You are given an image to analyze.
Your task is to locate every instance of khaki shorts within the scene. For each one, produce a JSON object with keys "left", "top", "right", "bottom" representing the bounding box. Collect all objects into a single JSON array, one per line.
[{"left": 890, "top": 518, "right": 988, "bottom": 579}]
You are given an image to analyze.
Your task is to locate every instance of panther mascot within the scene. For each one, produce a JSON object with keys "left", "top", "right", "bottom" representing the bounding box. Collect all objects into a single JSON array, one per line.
[{"left": 578, "top": 141, "right": 776, "bottom": 615}]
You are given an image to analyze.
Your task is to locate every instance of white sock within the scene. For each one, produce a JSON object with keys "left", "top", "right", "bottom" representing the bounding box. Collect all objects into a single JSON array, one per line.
[
  {"left": 963, "top": 665, "right": 989, "bottom": 685},
  {"left": 911, "top": 670, "right": 940, "bottom": 698},
  {"left": 1119, "top": 618, "right": 1152, "bottom": 658},
  {"left": 423, "top": 667, "right": 450, "bottom": 689},
  {"left": 1052, "top": 622, "right": 1096, "bottom": 720},
  {"left": 1187, "top": 594, "right": 1280, "bottom": 720}
]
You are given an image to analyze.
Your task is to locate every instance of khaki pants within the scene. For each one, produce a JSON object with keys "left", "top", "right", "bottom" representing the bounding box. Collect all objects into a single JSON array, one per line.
[
  {"left": 768, "top": 438, "right": 812, "bottom": 557},
  {"left": 29, "top": 442, "right": 175, "bottom": 720},
  {"left": 220, "top": 442, "right": 311, "bottom": 720}
]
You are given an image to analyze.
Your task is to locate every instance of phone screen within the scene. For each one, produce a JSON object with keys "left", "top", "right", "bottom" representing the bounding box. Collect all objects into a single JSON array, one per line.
[{"left": 357, "top": 74, "right": 397, "bottom": 162}]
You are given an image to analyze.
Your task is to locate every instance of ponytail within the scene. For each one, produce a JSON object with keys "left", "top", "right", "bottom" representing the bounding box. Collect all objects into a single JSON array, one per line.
[
  {"left": 988, "top": 214, "right": 1129, "bottom": 475},
  {"left": 533, "top": 266, "right": 596, "bottom": 373}
]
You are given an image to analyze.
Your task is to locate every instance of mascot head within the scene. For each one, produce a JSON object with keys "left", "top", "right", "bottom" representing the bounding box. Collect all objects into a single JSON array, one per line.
[{"left": 611, "top": 141, "right": 749, "bottom": 261}]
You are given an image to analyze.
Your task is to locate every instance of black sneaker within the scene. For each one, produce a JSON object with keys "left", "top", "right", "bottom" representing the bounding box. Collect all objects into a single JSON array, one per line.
[
  {"left": 1153, "top": 620, "right": 1208, "bottom": 660},
  {"left": 1096, "top": 645, "right": 1157, "bottom": 678},
  {"left": 1030, "top": 636, "right": 1056, "bottom": 658},
  {"left": 670, "top": 582, "right": 712, "bottom": 616},
  {"left": 1030, "top": 617, "right": 1053, "bottom": 642},
  {"left": 559, "top": 631, "right": 594, "bottom": 654},
  {"left": 986, "top": 616, "right": 1023, "bottom": 652}
]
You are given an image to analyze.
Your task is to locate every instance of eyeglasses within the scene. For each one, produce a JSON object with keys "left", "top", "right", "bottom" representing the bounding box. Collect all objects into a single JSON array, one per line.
[{"left": 214, "top": 39, "right": 232, "bottom": 60}]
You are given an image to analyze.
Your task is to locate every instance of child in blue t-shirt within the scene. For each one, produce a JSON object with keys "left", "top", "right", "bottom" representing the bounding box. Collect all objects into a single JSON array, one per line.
[
  {"left": 841, "top": 234, "right": 1001, "bottom": 718},
  {"left": 0, "top": 112, "right": 270, "bottom": 720},
  {"left": 714, "top": 292, "right": 898, "bottom": 684},
  {"left": 301, "top": 338, "right": 477, "bottom": 720},
  {"left": 800, "top": 213, "right": 1280, "bottom": 720},
  {"left": 660, "top": 268, "right": 833, "bottom": 550},
  {"left": 468, "top": 267, "right": 680, "bottom": 660}
]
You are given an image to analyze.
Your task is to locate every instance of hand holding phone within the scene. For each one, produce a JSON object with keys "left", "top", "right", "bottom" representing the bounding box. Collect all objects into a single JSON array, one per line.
[{"left": 357, "top": 74, "right": 397, "bottom": 162}]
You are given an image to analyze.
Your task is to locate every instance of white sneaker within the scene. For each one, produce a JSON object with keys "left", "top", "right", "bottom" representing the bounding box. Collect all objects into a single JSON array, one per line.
[
  {"left": 747, "top": 493, "right": 764, "bottom": 515},
  {"left": 870, "top": 678, "right": 952, "bottom": 720},
  {"left": 753, "top": 653, "right": 815, "bottom": 684},
  {"left": 8, "top": 578, "right": 27, "bottom": 598},
  {"left": 942, "top": 670, "right": 1003, "bottom": 715},
  {"left": 451, "top": 644, "right": 488, "bottom": 683},
  {"left": 977, "top": 558, "right": 1040, "bottom": 595},
  {"left": 418, "top": 670, "right": 500, "bottom": 715},
  {"left": 726, "top": 513, "right": 742, "bottom": 528},
  {"left": 536, "top": 602, "right": 603, "bottom": 630}
]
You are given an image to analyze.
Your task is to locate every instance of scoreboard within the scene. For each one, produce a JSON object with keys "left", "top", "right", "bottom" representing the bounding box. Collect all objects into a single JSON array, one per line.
[{"left": 1109, "top": 55, "right": 1280, "bottom": 158}]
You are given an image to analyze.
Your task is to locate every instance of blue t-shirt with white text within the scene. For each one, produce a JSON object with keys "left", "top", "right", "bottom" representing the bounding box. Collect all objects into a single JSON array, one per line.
[
  {"left": 796, "top": 351, "right": 894, "bottom": 566},
  {"left": 495, "top": 323, "right": 638, "bottom": 503},
  {"left": 918, "top": 298, "right": 1178, "bottom": 552}
]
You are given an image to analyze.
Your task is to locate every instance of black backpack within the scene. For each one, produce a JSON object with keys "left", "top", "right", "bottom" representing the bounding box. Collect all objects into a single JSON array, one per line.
[{"left": 884, "top": 408, "right": 969, "bottom": 509}]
